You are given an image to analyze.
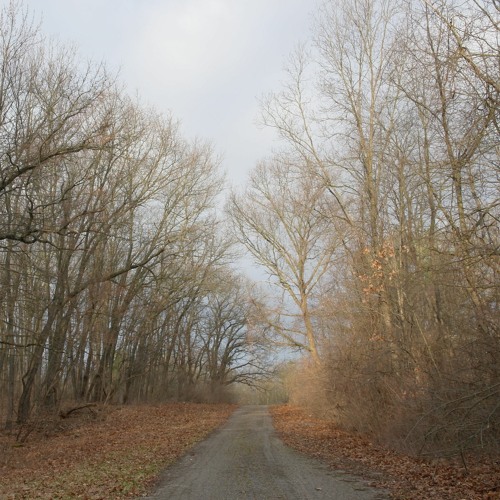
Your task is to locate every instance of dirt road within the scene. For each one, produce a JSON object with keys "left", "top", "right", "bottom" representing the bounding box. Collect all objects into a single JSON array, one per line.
[{"left": 144, "top": 405, "right": 388, "bottom": 499}]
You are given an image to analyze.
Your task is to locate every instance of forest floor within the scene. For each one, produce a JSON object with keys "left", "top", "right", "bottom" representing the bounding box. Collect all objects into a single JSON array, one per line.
[
  {"left": 1, "top": 403, "right": 498, "bottom": 499},
  {"left": 270, "top": 405, "right": 500, "bottom": 500},
  {"left": 0, "top": 403, "right": 235, "bottom": 499}
]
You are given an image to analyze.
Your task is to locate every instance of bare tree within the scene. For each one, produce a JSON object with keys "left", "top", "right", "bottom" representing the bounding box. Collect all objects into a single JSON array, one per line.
[
  {"left": 253, "top": 0, "right": 499, "bottom": 454},
  {"left": 228, "top": 157, "right": 338, "bottom": 363},
  {"left": 200, "top": 271, "right": 270, "bottom": 393},
  {"left": 0, "top": 2, "right": 114, "bottom": 245},
  {"left": 0, "top": 2, "right": 239, "bottom": 424}
]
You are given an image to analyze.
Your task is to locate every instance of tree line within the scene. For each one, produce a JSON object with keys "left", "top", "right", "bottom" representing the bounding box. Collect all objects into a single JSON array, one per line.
[
  {"left": 229, "top": 0, "right": 499, "bottom": 455},
  {"left": 1, "top": 0, "right": 498, "bottom": 458},
  {"left": 0, "top": 3, "right": 266, "bottom": 427}
]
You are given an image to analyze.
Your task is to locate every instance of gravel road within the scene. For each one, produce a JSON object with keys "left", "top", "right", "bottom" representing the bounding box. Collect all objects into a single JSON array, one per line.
[{"left": 143, "top": 405, "right": 388, "bottom": 499}]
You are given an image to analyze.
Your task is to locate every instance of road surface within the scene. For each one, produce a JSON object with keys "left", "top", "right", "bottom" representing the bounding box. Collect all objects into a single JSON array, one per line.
[{"left": 143, "top": 405, "right": 388, "bottom": 499}]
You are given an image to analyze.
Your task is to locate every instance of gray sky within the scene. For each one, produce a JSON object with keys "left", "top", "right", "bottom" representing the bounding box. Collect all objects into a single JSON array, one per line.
[{"left": 23, "top": 0, "right": 318, "bottom": 187}]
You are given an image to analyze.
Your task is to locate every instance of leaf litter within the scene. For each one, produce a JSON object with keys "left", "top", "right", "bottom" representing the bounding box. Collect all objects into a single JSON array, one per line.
[
  {"left": 270, "top": 405, "right": 500, "bottom": 500},
  {"left": 0, "top": 403, "right": 235, "bottom": 499}
]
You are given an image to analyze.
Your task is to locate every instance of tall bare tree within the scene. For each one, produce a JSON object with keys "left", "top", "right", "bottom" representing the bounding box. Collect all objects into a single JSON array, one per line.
[
  {"left": 252, "top": 0, "right": 499, "bottom": 453},
  {"left": 229, "top": 157, "right": 339, "bottom": 363}
]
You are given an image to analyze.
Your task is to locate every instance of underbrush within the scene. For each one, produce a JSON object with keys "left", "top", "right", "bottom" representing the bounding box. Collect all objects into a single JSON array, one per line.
[{"left": 286, "top": 357, "right": 500, "bottom": 460}]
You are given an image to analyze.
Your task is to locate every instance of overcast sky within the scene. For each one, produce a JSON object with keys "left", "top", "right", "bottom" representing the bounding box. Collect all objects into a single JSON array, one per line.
[{"left": 22, "top": 0, "right": 319, "bottom": 187}]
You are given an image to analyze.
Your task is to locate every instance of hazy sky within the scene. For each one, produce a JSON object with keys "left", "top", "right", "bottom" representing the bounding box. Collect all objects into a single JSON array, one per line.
[{"left": 22, "top": 0, "right": 319, "bottom": 187}]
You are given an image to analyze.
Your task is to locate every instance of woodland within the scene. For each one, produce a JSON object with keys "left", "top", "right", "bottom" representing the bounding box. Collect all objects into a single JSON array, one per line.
[{"left": 0, "top": 0, "right": 499, "bottom": 463}]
